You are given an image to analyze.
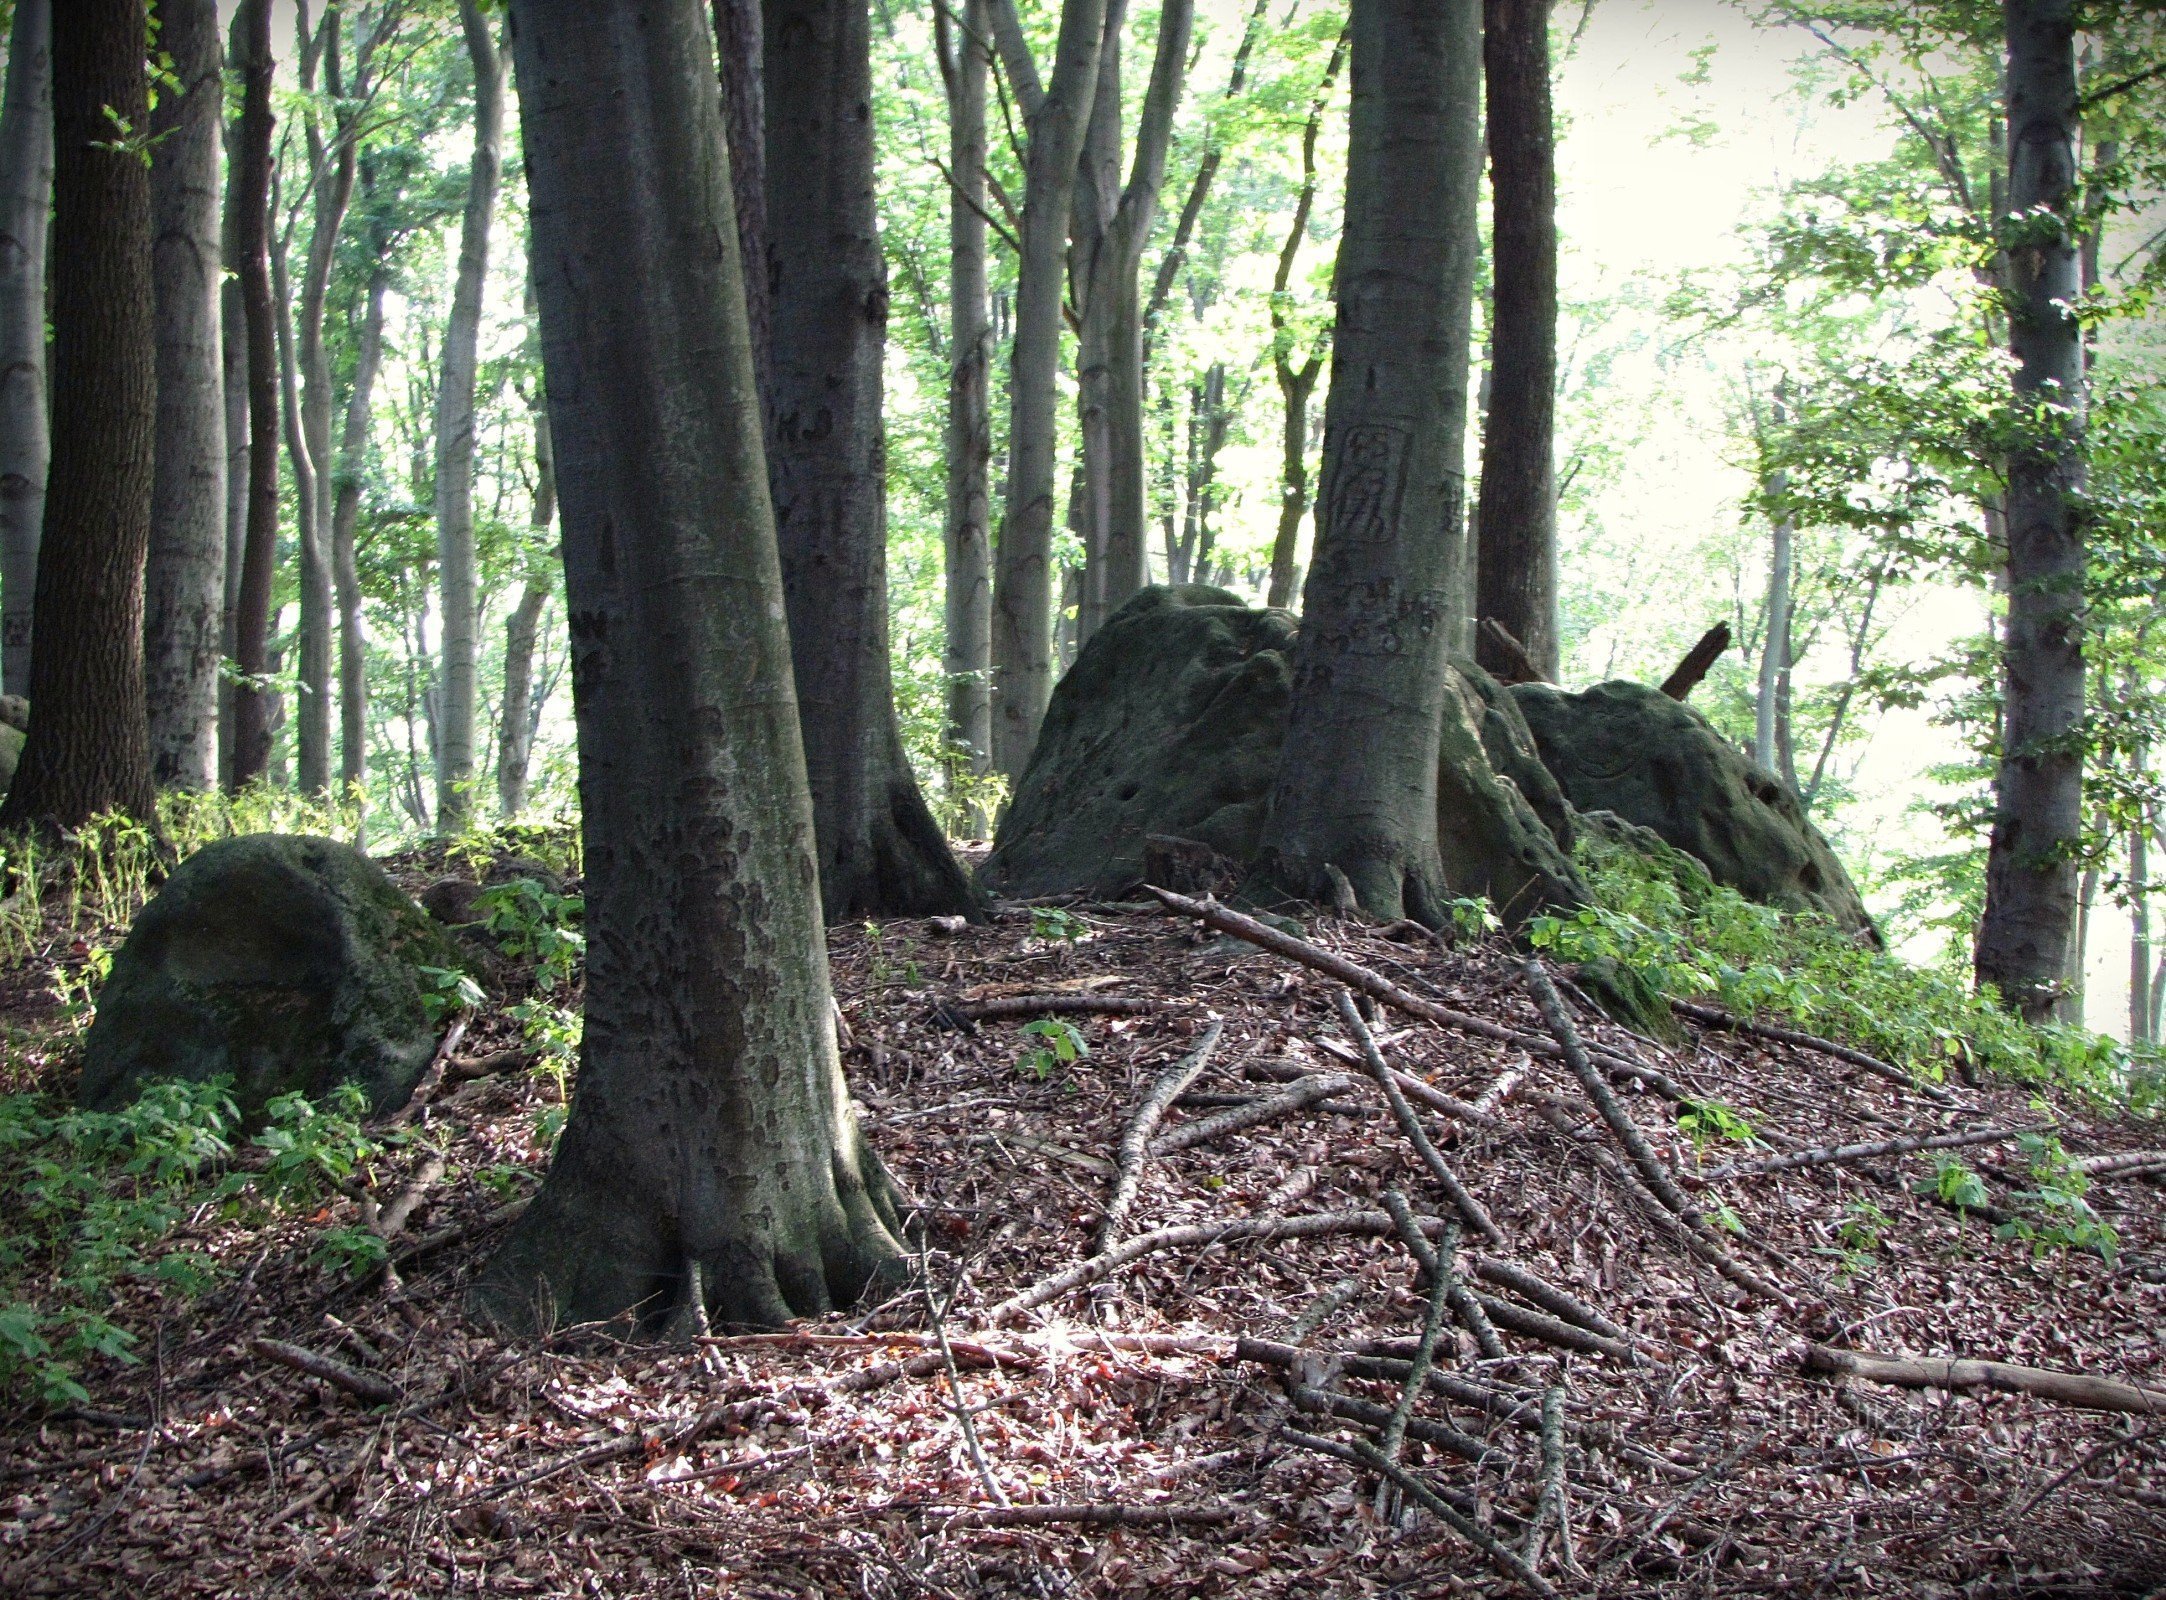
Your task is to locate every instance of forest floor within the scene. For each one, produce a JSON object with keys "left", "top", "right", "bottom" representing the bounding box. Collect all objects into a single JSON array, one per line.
[{"left": 3, "top": 867, "right": 2165, "bottom": 1598}]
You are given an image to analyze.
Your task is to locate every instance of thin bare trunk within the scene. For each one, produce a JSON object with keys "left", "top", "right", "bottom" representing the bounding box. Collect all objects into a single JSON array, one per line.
[
  {"left": 228, "top": 0, "right": 281, "bottom": 789},
  {"left": 217, "top": 7, "right": 248, "bottom": 787},
  {"left": 496, "top": 404, "right": 553, "bottom": 819},
  {"left": 0, "top": 0, "right": 50, "bottom": 701}
]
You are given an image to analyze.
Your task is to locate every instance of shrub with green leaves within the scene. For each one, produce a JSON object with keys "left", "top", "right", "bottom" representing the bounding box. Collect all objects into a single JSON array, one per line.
[{"left": 474, "top": 878, "right": 586, "bottom": 992}]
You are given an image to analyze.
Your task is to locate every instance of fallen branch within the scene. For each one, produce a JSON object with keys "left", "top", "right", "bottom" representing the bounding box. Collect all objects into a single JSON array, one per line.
[
  {"left": 990, "top": 1209, "right": 1431, "bottom": 1324},
  {"left": 1467, "top": 1255, "right": 1633, "bottom": 1344},
  {"left": 1479, "top": 618, "right": 1549, "bottom": 685},
  {"left": 2077, "top": 1148, "right": 2166, "bottom": 1177},
  {"left": 1668, "top": 999, "right": 1953, "bottom": 1103},
  {"left": 250, "top": 1338, "right": 400, "bottom": 1407},
  {"left": 372, "top": 1152, "right": 448, "bottom": 1243},
  {"left": 1341, "top": 1434, "right": 1563, "bottom": 1599},
  {"left": 1697, "top": 1124, "right": 2042, "bottom": 1183},
  {"left": 936, "top": 1502, "right": 1235, "bottom": 1529},
  {"left": 1657, "top": 621, "right": 1731, "bottom": 701},
  {"left": 1803, "top": 1345, "right": 2166, "bottom": 1415},
  {"left": 1474, "top": 1292, "right": 1640, "bottom": 1363},
  {"left": 1150, "top": 1074, "right": 1360, "bottom": 1154},
  {"left": 1097, "top": 1017, "right": 1226, "bottom": 1254},
  {"left": 1339, "top": 992, "right": 1504, "bottom": 1245},
  {"left": 1284, "top": 1383, "right": 1491, "bottom": 1465},
  {"left": 941, "top": 993, "right": 1169, "bottom": 1024},
  {"left": 1381, "top": 1190, "right": 1502, "bottom": 1359},
  {"left": 374, "top": 1013, "right": 469, "bottom": 1128},
  {"left": 1309, "top": 1036, "right": 1493, "bottom": 1123}
]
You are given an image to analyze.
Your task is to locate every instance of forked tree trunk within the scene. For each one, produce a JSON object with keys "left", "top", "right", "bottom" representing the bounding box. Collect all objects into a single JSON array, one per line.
[
  {"left": 986, "top": 0, "right": 1108, "bottom": 782},
  {"left": 481, "top": 0, "right": 904, "bottom": 1333},
  {"left": 0, "top": 0, "right": 50, "bottom": 701},
  {"left": 143, "top": 0, "right": 227, "bottom": 790},
  {"left": 1472, "top": 0, "right": 1558, "bottom": 681},
  {"left": 331, "top": 253, "right": 389, "bottom": 793},
  {"left": 228, "top": 0, "right": 280, "bottom": 790},
  {"left": 0, "top": 0, "right": 159, "bottom": 831},
  {"left": 1253, "top": 0, "right": 1482, "bottom": 924},
  {"left": 1975, "top": 0, "right": 2085, "bottom": 1022},
  {"left": 764, "top": 0, "right": 976, "bottom": 919},
  {"left": 496, "top": 401, "right": 554, "bottom": 819},
  {"left": 937, "top": 0, "right": 993, "bottom": 835},
  {"left": 432, "top": 0, "right": 505, "bottom": 832}
]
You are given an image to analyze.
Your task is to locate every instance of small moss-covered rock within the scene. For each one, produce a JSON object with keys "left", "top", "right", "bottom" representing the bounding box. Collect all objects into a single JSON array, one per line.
[
  {"left": 984, "top": 586, "right": 1584, "bottom": 926},
  {"left": 79, "top": 835, "right": 466, "bottom": 1121},
  {"left": 0, "top": 722, "right": 22, "bottom": 795},
  {"left": 1510, "top": 679, "right": 1876, "bottom": 940}
]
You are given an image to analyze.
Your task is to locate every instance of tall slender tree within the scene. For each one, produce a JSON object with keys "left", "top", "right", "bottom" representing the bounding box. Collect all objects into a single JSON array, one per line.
[
  {"left": 495, "top": 395, "right": 554, "bottom": 820},
  {"left": 433, "top": 0, "right": 505, "bottom": 831},
  {"left": 480, "top": 0, "right": 904, "bottom": 1332},
  {"left": 0, "top": 0, "right": 51, "bottom": 702},
  {"left": 764, "top": 0, "right": 977, "bottom": 918},
  {"left": 1253, "top": 0, "right": 1484, "bottom": 923},
  {"left": 1974, "top": 0, "right": 2086, "bottom": 1021},
  {"left": 330, "top": 237, "right": 390, "bottom": 794},
  {"left": 228, "top": 0, "right": 281, "bottom": 789},
  {"left": 1473, "top": 0, "right": 1559, "bottom": 679},
  {"left": 143, "top": 0, "right": 229, "bottom": 789},
  {"left": 217, "top": 6, "right": 251, "bottom": 788},
  {"left": 0, "top": 0, "right": 160, "bottom": 830},
  {"left": 936, "top": 0, "right": 993, "bottom": 834},
  {"left": 985, "top": 0, "right": 1109, "bottom": 782}
]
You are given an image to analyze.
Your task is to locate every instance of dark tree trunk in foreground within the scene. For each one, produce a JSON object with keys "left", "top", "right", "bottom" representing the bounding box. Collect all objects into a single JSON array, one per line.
[
  {"left": 712, "top": 0, "right": 769, "bottom": 416},
  {"left": 0, "top": 0, "right": 50, "bottom": 700},
  {"left": 765, "top": 0, "right": 976, "bottom": 919},
  {"left": 228, "top": 0, "right": 279, "bottom": 790},
  {"left": 937, "top": 0, "right": 993, "bottom": 835},
  {"left": 1253, "top": 0, "right": 1482, "bottom": 924},
  {"left": 986, "top": 0, "right": 1108, "bottom": 782},
  {"left": 0, "top": 0, "right": 159, "bottom": 830},
  {"left": 143, "top": 0, "right": 228, "bottom": 790},
  {"left": 433, "top": 0, "right": 505, "bottom": 831},
  {"left": 1473, "top": 0, "right": 1558, "bottom": 681},
  {"left": 1975, "top": 0, "right": 2085, "bottom": 1022},
  {"left": 481, "top": 0, "right": 904, "bottom": 1333}
]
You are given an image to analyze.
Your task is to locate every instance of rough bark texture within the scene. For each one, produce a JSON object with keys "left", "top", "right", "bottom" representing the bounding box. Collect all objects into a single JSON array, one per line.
[
  {"left": 332, "top": 257, "right": 389, "bottom": 792},
  {"left": 1253, "top": 0, "right": 1483, "bottom": 925},
  {"left": 986, "top": 0, "right": 1109, "bottom": 782},
  {"left": 496, "top": 402, "right": 554, "bottom": 819},
  {"left": 143, "top": 0, "right": 228, "bottom": 791},
  {"left": 483, "top": 0, "right": 904, "bottom": 1333},
  {"left": 938, "top": 0, "right": 994, "bottom": 835},
  {"left": 0, "top": 0, "right": 159, "bottom": 831},
  {"left": 0, "top": 0, "right": 50, "bottom": 701},
  {"left": 1975, "top": 0, "right": 2085, "bottom": 1022},
  {"left": 433, "top": 0, "right": 505, "bottom": 831},
  {"left": 228, "top": 0, "right": 280, "bottom": 790},
  {"left": 764, "top": 0, "right": 975, "bottom": 921},
  {"left": 1472, "top": 0, "right": 1558, "bottom": 683}
]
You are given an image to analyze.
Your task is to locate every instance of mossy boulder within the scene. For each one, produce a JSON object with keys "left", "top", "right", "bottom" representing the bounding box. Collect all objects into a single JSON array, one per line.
[
  {"left": 0, "top": 722, "right": 21, "bottom": 794},
  {"left": 1510, "top": 679, "right": 1877, "bottom": 940},
  {"left": 983, "top": 585, "right": 1583, "bottom": 925},
  {"left": 78, "top": 834, "right": 466, "bottom": 1122}
]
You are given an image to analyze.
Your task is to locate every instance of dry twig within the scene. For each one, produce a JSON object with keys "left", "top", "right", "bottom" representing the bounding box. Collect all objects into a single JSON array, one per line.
[
  {"left": 1337, "top": 990, "right": 1504, "bottom": 1244},
  {"left": 1804, "top": 1345, "right": 2166, "bottom": 1415},
  {"left": 1097, "top": 1015, "right": 1225, "bottom": 1253}
]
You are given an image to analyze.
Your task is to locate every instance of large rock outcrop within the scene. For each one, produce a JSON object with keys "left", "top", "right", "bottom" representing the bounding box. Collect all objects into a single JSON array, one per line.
[
  {"left": 78, "top": 835, "right": 466, "bottom": 1121},
  {"left": 1509, "top": 679, "right": 1877, "bottom": 939},
  {"left": 982, "top": 586, "right": 1583, "bottom": 924}
]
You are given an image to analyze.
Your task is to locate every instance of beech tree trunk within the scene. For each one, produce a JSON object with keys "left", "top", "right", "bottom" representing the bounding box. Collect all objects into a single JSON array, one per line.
[
  {"left": 712, "top": 0, "right": 768, "bottom": 415},
  {"left": 0, "top": 0, "right": 159, "bottom": 830},
  {"left": 1472, "top": 0, "right": 1558, "bottom": 681},
  {"left": 228, "top": 0, "right": 280, "bottom": 790},
  {"left": 2131, "top": 808, "right": 2151, "bottom": 1045},
  {"left": 496, "top": 401, "right": 554, "bottom": 819},
  {"left": 1754, "top": 478, "right": 1793, "bottom": 776},
  {"left": 331, "top": 253, "right": 389, "bottom": 793},
  {"left": 143, "top": 0, "right": 227, "bottom": 790},
  {"left": 937, "top": 0, "right": 993, "bottom": 835},
  {"left": 433, "top": 0, "right": 505, "bottom": 831},
  {"left": 764, "top": 0, "right": 976, "bottom": 919},
  {"left": 1253, "top": 0, "right": 1483, "bottom": 923},
  {"left": 1975, "top": 0, "right": 2085, "bottom": 1022},
  {"left": 0, "top": 0, "right": 50, "bottom": 701},
  {"left": 481, "top": 0, "right": 904, "bottom": 1333},
  {"left": 271, "top": 210, "right": 327, "bottom": 792},
  {"left": 986, "top": 0, "right": 1108, "bottom": 782},
  {"left": 1265, "top": 24, "right": 1347, "bottom": 611},
  {"left": 217, "top": 7, "right": 249, "bottom": 788}
]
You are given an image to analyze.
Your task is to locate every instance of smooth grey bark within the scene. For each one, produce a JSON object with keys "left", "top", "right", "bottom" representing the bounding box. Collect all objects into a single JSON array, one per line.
[
  {"left": 1253, "top": 0, "right": 1483, "bottom": 924},
  {"left": 331, "top": 253, "right": 388, "bottom": 793},
  {"left": 0, "top": 0, "right": 159, "bottom": 831},
  {"left": 432, "top": 0, "right": 504, "bottom": 831},
  {"left": 1975, "top": 0, "right": 2085, "bottom": 1022},
  {"left": 985, "top": 0, "right": 1108, "bottom": 782},
  {"left": 228, "top": 0, "right": 280, "bottom": 789},
  {"left": 270, "top": 193, "right": 326, "bottom": 792},
  {"left": 1265, "top": 24, "right": 1347, "bottom": 612},
  {"left": 2131, "top": 805, "right": 2151, "bottom": 1045},
  {"left": 0, "top": 0, "right": 50, "bottom": 700},
  {"left": 217, "top": 8, "right": 249, "bottom": 788},
  {"left": 143, "top": 0, "right": 227, "bottom": 790},
  {"left": 936, "top": 0, "right": 993, "bottom": 835},
  {"left": 711, "top": 0, "right": 769, "bottom": 416},
  {"left": 1753, "top": 478, "right": 1793, "bottom": 775},
  {"left": 496, "top": 400, "right": 553, "bottom": 819},
  {"left": 1070, "top": 0, "right": 1192, "bottom": 644},
  {"left": 1472, "top": 0, "right": 1558, "bottom": 681},
  {"left": 764, "top": 0, "right": 975, "bottom": 919},
  {"left": 1171, "top": 363, "right": 1228, "bottom": 584},
  {"left": 482, "top": 0, "right": 903, "bottom": 1333}
]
